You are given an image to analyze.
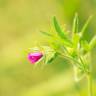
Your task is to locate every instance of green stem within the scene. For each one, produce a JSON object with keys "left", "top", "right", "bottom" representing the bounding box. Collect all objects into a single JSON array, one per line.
[{"left": 87, "top": 71, "right": 93, "bottom": 96}]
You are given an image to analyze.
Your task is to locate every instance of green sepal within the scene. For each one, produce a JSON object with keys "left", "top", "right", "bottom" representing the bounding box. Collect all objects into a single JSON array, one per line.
[{"left": 42, "top": 46, "right": 57, "bottom": 64}]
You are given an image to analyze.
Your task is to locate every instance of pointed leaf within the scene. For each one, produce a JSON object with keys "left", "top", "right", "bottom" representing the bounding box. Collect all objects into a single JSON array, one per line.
[
  {"left": 40, "top": 31, "right": 53, "bottom": 37},
  {"left": 72, "top": 14, "right": 80, "bottom": 49},
  {"left": 72, "top": 13, "right": 79, "bottom": 34},
  {"left": 53, "top": 16, "right": 72, "bottom": 45},
  {"left": 89, "top": 35, "right": 96, "bottom": 50},
  {"left": 80, "top": 15, "right": 93, "bottom": 37}
]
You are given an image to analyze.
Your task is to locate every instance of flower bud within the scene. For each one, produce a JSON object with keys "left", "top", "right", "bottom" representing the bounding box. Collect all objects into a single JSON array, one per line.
[{"left": 28, "top": 52, "right": 43, "bottom": 64}]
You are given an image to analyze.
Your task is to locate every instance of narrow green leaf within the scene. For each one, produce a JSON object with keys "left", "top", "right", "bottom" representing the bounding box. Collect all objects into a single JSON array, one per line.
[
  {"left": 40, "top": 31, "right": 53, "bottom": 37},
  {"left": 40, "top": 31, "right": 72, "bottom": 47},
  {"left": 53, "top": 16, "right": 66, "bottom": 39},
  {"left": 53, "top": 16, "right": 72, "bottom": 45},
  {"left": 80, "top": 15, "right": 93, "bottom": 37},
  {"left": 72, "top": 14, "right": 80, "bottom": 49},
  {"left": 89, "top": 35, "right": 96, "bottom": 50},
  {"left": 72, "top": 13, "right": 79, "bottom": 34}
]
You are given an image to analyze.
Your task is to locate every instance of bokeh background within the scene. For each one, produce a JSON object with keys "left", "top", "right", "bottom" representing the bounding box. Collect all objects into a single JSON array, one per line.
[{"left": 0, "top": 0, "right": 96, "bottom": 96}]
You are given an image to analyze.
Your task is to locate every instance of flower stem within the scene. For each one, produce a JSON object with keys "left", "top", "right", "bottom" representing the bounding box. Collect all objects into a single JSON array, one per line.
[{"left": 87, "top": 70, "right": 93, "bottom": 96}]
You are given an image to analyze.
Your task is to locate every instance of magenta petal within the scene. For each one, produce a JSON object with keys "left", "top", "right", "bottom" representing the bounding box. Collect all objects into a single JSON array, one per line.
[{"left": 28, "top": 52, "right": 43, "bottom": 64}]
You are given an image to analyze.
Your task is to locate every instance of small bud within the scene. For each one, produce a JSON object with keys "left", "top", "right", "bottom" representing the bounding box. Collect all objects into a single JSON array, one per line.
[{"left": 27, "top": 52, "right": 43, "bottom": 64}]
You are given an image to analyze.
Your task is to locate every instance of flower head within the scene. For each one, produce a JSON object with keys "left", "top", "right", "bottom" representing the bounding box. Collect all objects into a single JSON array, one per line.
[{"left": 28, "top": 52, "right": 43, "bottom": 64}]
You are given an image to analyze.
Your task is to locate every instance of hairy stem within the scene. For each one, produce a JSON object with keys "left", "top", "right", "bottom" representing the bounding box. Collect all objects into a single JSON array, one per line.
[{"left": 87, "top": 68, "right": 93, "bottom": 96}]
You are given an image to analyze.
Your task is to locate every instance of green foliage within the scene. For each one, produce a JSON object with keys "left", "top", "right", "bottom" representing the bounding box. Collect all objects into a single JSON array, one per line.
[
  {"left": 72, "top": 33, "right": 80, "bottom": 49},
  {"left": 53, "top": 16, "right": 68, "bottom": 40},
  {"left": 42, "top": 46, "right": 57, "bottom": 64},
  {"left": 72, "top": 13, "right": 80, "bottom": 50},
  {"left": 81, "top": 40, "right": 90, "bottom": 52},
  {"left": 35, "top": 14, "right": 95, "bottom": 82},
  {"left": 80, "top": 15, "right": 93, "bottom": 37},
  {"left": 89, "top": 35, "right": 96, "bottom": 50},
  {"left": 40, "top": 31, "right": 53, "bottom": 37},
  {"left": 72, "top": 13, "right": 79, "bottom": 34},
  {"left": 53, "top": 16, "right": 72, "bottom": 47},
  {"left": 74, "top": 65, "right": 85, "bottom": 81}
]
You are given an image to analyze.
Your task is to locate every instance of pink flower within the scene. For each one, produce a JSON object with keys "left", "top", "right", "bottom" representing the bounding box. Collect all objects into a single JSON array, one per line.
[{"left": 27, "top": 52, "right": 43, "bottom": 64}]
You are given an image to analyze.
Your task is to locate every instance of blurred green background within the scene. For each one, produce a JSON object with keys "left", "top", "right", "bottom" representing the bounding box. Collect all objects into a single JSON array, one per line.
[{"left": 0, "top": 0, "right": 96, "bottom": 96}]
